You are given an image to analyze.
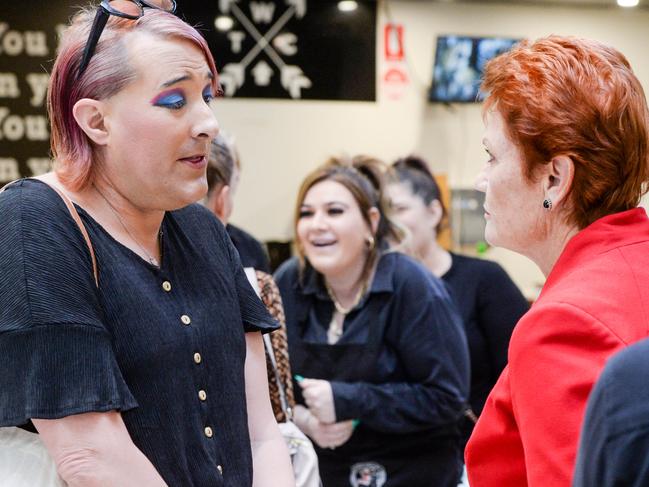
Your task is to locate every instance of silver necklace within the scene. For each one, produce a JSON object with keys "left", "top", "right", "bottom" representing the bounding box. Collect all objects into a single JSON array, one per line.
[
  {"left": 327, "top": 315, "right": 344, "bottom": 344},
  {"left": 94, "top": 184, "right": 161, "bottom": 267},
  {"left": 325, "top": 281, "right": 367, "bottom": 344},
  {"left": 325, "top": 280, "right": 367, "bottom": 315}
]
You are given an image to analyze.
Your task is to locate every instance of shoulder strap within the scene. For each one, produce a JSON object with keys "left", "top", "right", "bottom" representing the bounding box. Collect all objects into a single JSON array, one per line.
[
  {"left": 263, "top": 332, "right": 292, "bottom": 419},
  {"left": 1, "top": 178, "right": 99, "bottom": 288},
  {"left": 243, "top": 267, "right": 293, "bottom": 420}
]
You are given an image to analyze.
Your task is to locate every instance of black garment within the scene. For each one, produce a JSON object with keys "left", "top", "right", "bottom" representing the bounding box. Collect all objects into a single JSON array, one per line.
[
  {"left": 275, "top": 253, "right": 470, "bottom": 487},
  {"left": 226, "top": 223, "right": 270, "bottom": 273},
  {"left": 441, "top": 253, "right": 528, "bottom": 442},
  {"left": 574, "top": 338, "right": 649, "bottom": 487},
  {"left": 0, "top": 180, "right": 277, "bottom": 487}
]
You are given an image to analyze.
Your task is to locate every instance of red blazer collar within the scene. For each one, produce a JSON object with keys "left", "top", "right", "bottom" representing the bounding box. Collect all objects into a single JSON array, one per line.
[{"left": 540, "top": 208, "right": 649, "bottom": 296}]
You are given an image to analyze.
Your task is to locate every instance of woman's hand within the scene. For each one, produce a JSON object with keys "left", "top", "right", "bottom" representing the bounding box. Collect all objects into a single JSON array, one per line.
[
  {"left": 310, "top": 419, "right": 355, "bottom": 450},
  {"left": 294, "top": 405, "right": 354, "bottom": 449},
  {"left": 298, "top": 378, "right": 336, "bottom": 424}
]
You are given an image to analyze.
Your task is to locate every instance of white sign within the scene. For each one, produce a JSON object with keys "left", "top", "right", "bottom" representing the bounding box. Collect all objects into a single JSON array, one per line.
[{"left": 217, "top": 0, "right": 311, "bottom": 99}]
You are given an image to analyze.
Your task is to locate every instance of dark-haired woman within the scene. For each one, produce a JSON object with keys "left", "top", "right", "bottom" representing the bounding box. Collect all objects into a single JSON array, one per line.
[
  {"left": 387, "top": 156, "right": 528, "bottom": 446},
  {"left": 275, "top": 156, "right": 470, "bottom": 486}
]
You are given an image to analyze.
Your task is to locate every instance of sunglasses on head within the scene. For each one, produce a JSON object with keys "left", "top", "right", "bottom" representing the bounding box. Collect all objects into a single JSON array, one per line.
[{"left": 77, "top": 0, "right": 177, "bottom": 79}]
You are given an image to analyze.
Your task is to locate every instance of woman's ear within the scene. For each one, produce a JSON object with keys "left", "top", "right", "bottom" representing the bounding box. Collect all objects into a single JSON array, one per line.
[
  {"left": 368, "top": 207, "right": 380, "bottom": 235},
  {"left": 544, "top": 155, "right": 575, "bottom": 208},
  {"left": 428, "top": 199, "right": 444, "bottom": 231},
  {"left": 72, "top": 98, "right": 109, "bottom": 146},
  {"left": 208, "top": 184, "right": 231, "bottom": 224}
]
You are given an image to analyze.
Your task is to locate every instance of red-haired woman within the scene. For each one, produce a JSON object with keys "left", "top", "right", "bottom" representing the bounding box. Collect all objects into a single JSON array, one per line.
[
  {"left": 275, "top": 156, "right": 470, "bottom": 486},
  {"left": 0, "top": 4, "right": 292, "bottom": 486},
  {"left": 465, "top": 36, "right": 649, "bottom": 487}
]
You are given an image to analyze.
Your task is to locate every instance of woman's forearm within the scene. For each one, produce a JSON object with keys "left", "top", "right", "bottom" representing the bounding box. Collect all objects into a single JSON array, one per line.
[
  {"left": 251, "top": 434, "right": 294, "bottom": 487},
  {"left": 33, "top": 412, "right": 167, "bottom": 487},
  {"left": 245, "top": 332, "right": 294, "bottom": 486},
  {"left": 54, "top": 442, "right": 167, "bottom": 487}
]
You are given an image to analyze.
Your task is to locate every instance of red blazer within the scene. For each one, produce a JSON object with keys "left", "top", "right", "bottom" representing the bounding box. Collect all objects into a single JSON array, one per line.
[{"left": 466, "top": 208, "right": 649, "bottom": 487}]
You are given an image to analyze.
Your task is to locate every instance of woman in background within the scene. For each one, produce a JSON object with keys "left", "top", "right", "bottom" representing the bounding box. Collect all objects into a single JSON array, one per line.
[
  {"left": 465, "top": 35, "right": 649, "bottom": 487},
  {"left": 387, "top": 156, "right": 528, "bottom": 445},
  {"left": 275, "top": 156, "right": 470, "bottom": 486},
  {"left": 205, "top": 134, "right": 271, "bottom": 272}
]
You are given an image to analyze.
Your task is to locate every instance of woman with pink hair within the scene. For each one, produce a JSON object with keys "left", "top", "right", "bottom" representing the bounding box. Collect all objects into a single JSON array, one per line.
[{"left": 0, "top": 2, "right": 293, "bottom": 486}]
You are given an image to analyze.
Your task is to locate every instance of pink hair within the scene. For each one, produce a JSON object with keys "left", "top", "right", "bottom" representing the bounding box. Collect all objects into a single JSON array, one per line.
[{"left": 48, "top": 8, "right": 219, "bottom": 191}]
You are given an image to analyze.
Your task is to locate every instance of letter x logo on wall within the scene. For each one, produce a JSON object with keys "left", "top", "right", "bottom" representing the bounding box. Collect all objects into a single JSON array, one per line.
[{"left": 218, "top": 0, "right": 311, "bottom": 99}]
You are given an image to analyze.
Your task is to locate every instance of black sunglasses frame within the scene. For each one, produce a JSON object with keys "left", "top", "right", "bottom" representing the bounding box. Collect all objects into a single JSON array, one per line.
[{"left": 77, "top": 0, "right": 177, "bottom": 79}]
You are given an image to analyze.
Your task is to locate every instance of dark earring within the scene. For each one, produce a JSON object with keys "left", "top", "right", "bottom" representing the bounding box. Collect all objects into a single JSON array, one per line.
[{"left": 543, "top": 199, "right": 553, "bottom": 210}]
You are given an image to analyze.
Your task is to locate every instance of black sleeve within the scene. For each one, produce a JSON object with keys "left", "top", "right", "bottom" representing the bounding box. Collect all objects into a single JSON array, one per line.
[
  {"left": 574, "top": 341, "right": 649, "bottom": 487},
  {"left": 0, "top": 181, "right": 137, "bottom": 427},
  {"left": 222, "top": 221, "right": 278, "bottom": 334},
  {"left": 477, "top": 261, "right": 529, "bottom": 375}
]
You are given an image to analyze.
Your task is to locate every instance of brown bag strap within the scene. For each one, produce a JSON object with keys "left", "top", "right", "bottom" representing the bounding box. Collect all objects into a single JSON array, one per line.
[{"left": 1, "top": 177, "right": 99, "bottom": 288}]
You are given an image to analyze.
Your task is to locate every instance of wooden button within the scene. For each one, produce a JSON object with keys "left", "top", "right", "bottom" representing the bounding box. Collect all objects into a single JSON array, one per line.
[
  {"left": 198, "top": 390, "right": 207, "bottom": 401},
  {"left": 204, "top": 426, "right": 213, "bottom": 438},
  {"left": 162, "top": 281, "right": 172, "bottom": 292},
  {"left": 193, "top": 353, "right": 202, "bottom": 364}
]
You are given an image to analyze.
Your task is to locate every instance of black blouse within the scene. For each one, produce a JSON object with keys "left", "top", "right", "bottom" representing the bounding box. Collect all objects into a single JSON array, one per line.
[
  {"left": 0, "top": 180, "right": 277, "bottom": 487},
  {"left": 441, "top": 253, "right": 528, "bottom": 419},
  {"left": 275, "top": 252, "right": 470, "bottom": 434}
]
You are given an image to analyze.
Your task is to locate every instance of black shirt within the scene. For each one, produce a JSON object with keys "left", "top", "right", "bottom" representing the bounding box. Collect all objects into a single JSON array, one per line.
[
  {"left": 442, "top": 253, "right": 528, "bottom": 420},
  {"left": 226, "top": 223, "right": 270, "bottom": 273},
  {"left": 0, "top": 180, "right": 277, "bottom": 487},
  {"left": 275, "top": 253, "right": 470, "bottom": 485},
  {"left": 574, "top": 338, "right": 649, "bottom": 487},
  {"left": 275, "top": 252, "right": 470, "bottom": 435}
]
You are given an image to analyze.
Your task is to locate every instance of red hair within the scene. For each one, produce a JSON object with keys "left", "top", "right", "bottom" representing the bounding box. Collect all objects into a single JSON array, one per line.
[
  {"left": 482, "top": 36, "right": 649, "bottom": 229},
  {"left": 48, "top": 8, "right": 219, "bottom": 191}
]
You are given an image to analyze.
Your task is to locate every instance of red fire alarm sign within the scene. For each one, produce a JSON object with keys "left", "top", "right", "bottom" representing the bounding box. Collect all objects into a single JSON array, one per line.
[{"left": 384, "top": 23, "right": 404, "bottom": 62}]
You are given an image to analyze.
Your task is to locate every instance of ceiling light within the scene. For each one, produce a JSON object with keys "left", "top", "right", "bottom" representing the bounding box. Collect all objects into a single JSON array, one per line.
[
  {"left": 617, "top": 0, "right": 639, "bottom": 6},
  {"left": 214, "top": 15, "right": 234, "bottom": 31},
  {"left": 338, "top": 1, "right": 358, "bottom": 12}
]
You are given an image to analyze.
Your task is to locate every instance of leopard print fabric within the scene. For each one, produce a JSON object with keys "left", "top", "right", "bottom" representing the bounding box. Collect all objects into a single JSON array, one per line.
[{"left": 256, "top": 270, "right": 295, "bottom": 423}]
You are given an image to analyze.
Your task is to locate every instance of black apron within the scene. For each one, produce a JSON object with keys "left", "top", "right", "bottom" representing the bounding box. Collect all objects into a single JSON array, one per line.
[{"left": 288, "top": 296, "right": 462, "bottom": 487}]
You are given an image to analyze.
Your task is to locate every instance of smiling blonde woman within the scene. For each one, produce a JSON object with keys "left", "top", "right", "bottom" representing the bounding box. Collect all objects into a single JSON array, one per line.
[{"left": 275, "top": 156, "right": 470, "bottom": 486}]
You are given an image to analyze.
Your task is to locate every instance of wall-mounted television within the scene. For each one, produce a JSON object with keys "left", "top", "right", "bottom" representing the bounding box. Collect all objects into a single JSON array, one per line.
[{"left": 429, "top": 35, "right": 521, "bottom": 103}]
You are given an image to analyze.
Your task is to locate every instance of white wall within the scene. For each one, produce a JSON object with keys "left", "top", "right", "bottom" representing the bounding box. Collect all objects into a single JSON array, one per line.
[{"left": 217, "top": 0, "right": 649, "bottom": 296}]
